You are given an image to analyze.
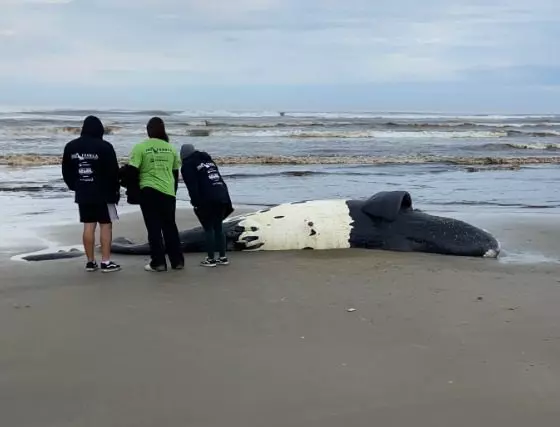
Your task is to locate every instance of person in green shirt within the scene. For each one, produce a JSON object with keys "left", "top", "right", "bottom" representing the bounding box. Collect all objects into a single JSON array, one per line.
[{"left": 128, "top": 117, "right": 184, "bottom": 272}]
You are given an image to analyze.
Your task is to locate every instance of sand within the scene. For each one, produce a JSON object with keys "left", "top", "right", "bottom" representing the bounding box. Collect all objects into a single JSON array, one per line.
[{"left": 1, "top": 209, "right": 560, "bottom": 426}]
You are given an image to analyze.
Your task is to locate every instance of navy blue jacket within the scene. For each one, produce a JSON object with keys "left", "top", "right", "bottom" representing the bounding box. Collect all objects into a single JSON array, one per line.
[
  {"left": 180, "top": 150, "right": 233, "bottom": 217},
  {"left": 61, "top": 116, "right": 120, "bottom": 204}
]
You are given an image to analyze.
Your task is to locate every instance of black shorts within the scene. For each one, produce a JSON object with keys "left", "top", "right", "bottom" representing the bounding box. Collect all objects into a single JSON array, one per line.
[{"left": 78, "top": 203, "right": 118, "bottom": 224}]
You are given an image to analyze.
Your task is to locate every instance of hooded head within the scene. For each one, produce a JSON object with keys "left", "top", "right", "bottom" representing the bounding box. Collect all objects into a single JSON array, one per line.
[
  {"left": 81, "top": 115, "right": 104, "bottom": 138},
  {"left": 180, "top": 143, "right": 196, "bottom": 160},
  {"left": 147, "top": 117, "right": 169, "bottom": 142}
]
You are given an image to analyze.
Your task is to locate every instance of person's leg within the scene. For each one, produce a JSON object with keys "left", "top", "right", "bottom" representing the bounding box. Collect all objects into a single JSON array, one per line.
[
  {"left": 98, "top": 203, "right": 121, "bottom": 272},
  {"left": 160, "top": 194, "right": 184, "bottom": 269},
  {"left": 213, "top": 209, "right": 227, "bottom": 259},
  {"left": 140, "top": 188, "right": 167, "bottom": 270},
  {"left": 197, "top": 207, "right": 217, "bottom": 266},
  {"left": 99, "top": 222, "right": 112, "bottom": 261},
  {"left": 78, "top": 204, "right": 98, "bottom": 271},
  {"left": 83, "top": 223, "right": 97, "bottom": 261}
]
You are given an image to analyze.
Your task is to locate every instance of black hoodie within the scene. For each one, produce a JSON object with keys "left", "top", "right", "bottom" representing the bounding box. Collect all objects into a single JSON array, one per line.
[
  {"left": 180, "top": 150, "right": 233, "bottom": 214},
  {"left": 61, "top": 115, "right": 120, "bottom": 204}
]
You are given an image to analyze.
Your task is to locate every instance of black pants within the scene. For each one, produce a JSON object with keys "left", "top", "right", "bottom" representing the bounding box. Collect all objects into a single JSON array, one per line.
[
  {"left": 139, "top": 187, "right": 184, "bottom": 268},
  {"left": 196, "top": 204, "right": 227, "bottom": 260}
]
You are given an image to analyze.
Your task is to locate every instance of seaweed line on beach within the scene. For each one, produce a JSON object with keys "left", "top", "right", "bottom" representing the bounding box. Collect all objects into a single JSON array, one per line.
[{"left": 1, "top": 153, "right": 560, "bottom": 168}]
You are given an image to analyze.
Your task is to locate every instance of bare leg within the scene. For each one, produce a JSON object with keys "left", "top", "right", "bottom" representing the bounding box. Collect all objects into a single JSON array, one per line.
[
  {"left": 99, "top": 223, "right": 113, "bottom": 263},
  {"left": 83, "top": 223, "right": 97, "bottom": 262}
]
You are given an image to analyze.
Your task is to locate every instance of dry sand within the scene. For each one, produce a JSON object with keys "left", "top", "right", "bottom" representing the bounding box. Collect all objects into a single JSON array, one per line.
[{"left": 1, "top": 209, "right": 560, "bottom": 426}]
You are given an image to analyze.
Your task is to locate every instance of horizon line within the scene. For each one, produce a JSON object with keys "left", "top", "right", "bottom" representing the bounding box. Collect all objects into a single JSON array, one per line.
[{"left": 1, "top": 106, "right": 559, "bottom": 116}]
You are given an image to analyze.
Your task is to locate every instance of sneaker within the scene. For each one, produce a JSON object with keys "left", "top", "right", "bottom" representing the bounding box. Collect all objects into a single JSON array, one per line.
[
  {"left": 216, "top": 257, "right": 229, "bottom": 266},
  {"left": 144, "top": 263, "right": 167, "bottom": 272},
  {"left": 172, "top": 264, "right": 184, "bottom": 270},
  {"left": 101, "top": 261, "right": 121, "bottom": 273},
  {"left": 85, "top": 261, "right": 99, "bottom": 272},
  {"left": 200, "top": 258, "right": 217, "bottom": 267}
]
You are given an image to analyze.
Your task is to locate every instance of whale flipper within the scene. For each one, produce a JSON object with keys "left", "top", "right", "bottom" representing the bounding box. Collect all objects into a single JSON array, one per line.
[
  {"left": 361, "top": 191, "right": 413, "bottom": 222},
  {"left": 13, "top": 247, "right": 84, "bottom": 262}
]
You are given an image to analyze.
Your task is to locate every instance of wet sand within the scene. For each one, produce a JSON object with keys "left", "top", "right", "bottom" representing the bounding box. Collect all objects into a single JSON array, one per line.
[{"left": 2, "top": 209, "right": 560, "bottom": 426}]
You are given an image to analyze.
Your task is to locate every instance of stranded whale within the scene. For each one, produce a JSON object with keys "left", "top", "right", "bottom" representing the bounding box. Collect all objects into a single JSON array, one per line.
[{"left": 111, "top": 191, "right": 501, "bottom": 258}]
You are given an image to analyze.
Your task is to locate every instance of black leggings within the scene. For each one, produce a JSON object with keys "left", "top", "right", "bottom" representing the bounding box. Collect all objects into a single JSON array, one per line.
[
  {"left": 139, "top": 187, "right": 184, "bottom": 268},
  {"left": 197, "top": 204, "right": 227, "bottom": 259}
]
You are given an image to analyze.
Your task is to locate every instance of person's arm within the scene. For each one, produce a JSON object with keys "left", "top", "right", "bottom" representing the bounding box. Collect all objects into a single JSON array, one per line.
[
  {"left": 129, "top": 147, "right": 141, "bottom": 167},
  {"left": 105, "top": 143, "right": 121, "bottom": 201},
  {"left": 128, "top": 144, "right": 142, "bottom": 171},
  {"left": 180, "top": 162, "right": 200, "bottom": 207},
  {"left": 172, "top": 151, "right": 181, "bottom": 195},
  {"left": 61, "top": 144, "right": 75, "bottom": 190},
  {"left": 173, "top": 170, "right": 179, "bottom": 194}
]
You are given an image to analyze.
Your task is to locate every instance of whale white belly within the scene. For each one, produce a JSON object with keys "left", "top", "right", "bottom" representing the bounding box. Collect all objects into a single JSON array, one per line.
[{"left": 228, "top": 200, "right": 353, "bottom": 251}]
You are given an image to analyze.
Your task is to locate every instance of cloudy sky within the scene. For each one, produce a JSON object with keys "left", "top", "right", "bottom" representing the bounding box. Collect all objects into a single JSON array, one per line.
[{"left": 1, "top": 0, "right": 559, "bottom": 112}]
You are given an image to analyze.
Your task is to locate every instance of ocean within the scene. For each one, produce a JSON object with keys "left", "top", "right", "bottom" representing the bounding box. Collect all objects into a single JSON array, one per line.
[{"left": 1, "top": 108, "right": 560, "bottom": 259}]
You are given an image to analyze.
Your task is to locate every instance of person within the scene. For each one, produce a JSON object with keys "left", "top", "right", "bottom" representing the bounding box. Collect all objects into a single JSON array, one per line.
[
  {"left": 180, "top": 143, "right": 234, "bottom": 267},
  {"left": 61, "top": 115, "right": 121, "bottom": 273},
  {"left": 128, "top": 117, "right": 184, "bottom": 272}
]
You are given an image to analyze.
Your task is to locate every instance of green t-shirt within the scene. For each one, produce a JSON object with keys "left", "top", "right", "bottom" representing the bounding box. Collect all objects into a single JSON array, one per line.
[{"left": 129, "top": 138, "right": 181, "bottom": 197}]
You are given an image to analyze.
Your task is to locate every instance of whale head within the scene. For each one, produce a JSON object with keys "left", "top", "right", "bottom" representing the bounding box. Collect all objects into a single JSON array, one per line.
[
  {"left": 388, "top": 211, "right": 501, "bottom": 258},
  {"left": 354, "top": 191, "right": 501, "bottom": 258}
]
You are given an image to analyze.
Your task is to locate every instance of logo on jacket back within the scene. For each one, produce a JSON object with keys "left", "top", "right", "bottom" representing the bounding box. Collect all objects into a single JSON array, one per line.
[
  {"left": 146, "top": 147, "right": 174, "bottom": 164},
  {"left": 71, "top": 153, "right": 97, "bottom": 182},
  {"left": 197, "top": 162, "right": 222, "bottom": 182},
  {"left": 71, "top": 153, "right": 99, "bottom": 160},
  {"left": 196, "top": 162, "right": 216, "bottom": 171}
]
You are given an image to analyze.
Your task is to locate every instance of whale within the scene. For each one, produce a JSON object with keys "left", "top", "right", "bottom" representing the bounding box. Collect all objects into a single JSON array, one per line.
[{"left": 111, "top": 191, "right": 501, "bottom": 258}]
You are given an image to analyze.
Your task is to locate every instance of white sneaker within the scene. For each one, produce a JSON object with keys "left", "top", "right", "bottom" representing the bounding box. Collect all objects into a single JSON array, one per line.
[{"left": 144, "top": 263, "right": 167, "bottom": 272}]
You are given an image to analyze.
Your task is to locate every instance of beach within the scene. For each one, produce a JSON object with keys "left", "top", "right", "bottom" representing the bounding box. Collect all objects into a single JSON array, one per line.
[
  {"left": 2, "top": 208, "right": 560, "bottom": 426},
  {"left": 2, "top": 108, "right": 560, "bottom": 258},
  {"left": 2, "top": 108, "right": 560, "bottom": 425}
]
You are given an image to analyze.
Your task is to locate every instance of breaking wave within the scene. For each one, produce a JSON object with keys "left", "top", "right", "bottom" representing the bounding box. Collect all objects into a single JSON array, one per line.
[
  {"left": 0, "top": 125, "right": 122, "bottom": 136},
  {"left": 1, "top": 119, "right": 559, "bottom": 139},
  {"left": 206, "top": 129, "right": 509, "bottom": 139},
  {"left": 506, "top": 130, "right": 560, "bottom": 138},
  {"left": 56, "top": 125, "right": 122, "bottom": 135},
  {"left": 178, "top": 127, "right": 560, "bottom": 139},
  {"left": 204, "top": 120, "right": 560, "bottom": 130},
  {"left": 480, "top": 142, "right": 560, "bottom": 151}
]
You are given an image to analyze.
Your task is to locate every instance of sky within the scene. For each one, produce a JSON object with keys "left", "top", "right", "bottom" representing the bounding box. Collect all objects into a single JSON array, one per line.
[{"left": 1, "top": 0, "right": 559, "bottom": 113}]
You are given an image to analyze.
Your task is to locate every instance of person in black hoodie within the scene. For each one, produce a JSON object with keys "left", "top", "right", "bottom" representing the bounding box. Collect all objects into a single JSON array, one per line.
[
  {"left": 180, "top": 144, "right": 234, "bottom": 267},
  {"left": 61, "top": 115, "right": 121, "bottom": 273}
]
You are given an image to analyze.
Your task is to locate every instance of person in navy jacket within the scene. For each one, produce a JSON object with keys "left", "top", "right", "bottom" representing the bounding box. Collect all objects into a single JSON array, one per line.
[
  {"left": 179, "top": 144, "right": 234, "bottom": 267},
  {"left": 61, "top": 115, "right": 121, "bottom": 273}
]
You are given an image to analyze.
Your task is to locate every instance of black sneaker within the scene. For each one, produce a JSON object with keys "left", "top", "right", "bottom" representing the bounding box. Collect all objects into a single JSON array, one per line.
[
  {"left": 172, "top": 263, "right": 184, "bottom": 270},
  {"left": 101, "top": 261, "right": 121, "bottom": 273},
  {"left": 200, "top": 258, "right": 217, "bottom": 267},
  {"left": 85, "top": 261, "right": 98, "bottom": 272},
  {"left": 216, "top": 257, "right": 229, "bottom": 266}
]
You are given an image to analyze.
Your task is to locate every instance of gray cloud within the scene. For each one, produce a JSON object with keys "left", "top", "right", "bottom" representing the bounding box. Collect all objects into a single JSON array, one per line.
[{"left": 0, "top": 0, "right": 559, "bottom": 90}]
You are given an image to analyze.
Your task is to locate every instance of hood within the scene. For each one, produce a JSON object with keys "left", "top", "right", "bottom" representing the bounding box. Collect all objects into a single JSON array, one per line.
[
  {"left": 180, "top": 144, "right": 213, "bottom": 163},
  {"left": 81, "top": 115, "right": 104, "bottom": 138},
  {"left": 180, "top": 144, "right": 195, "bottom": 160}
]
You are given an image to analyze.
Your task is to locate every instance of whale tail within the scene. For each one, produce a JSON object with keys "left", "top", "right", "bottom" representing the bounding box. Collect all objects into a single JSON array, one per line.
[{"left": 111, "top": 237, "right": 151, "bottom": 255}]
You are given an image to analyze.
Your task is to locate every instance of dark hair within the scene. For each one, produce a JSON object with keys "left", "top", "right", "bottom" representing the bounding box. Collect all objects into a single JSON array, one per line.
[{"left": 146, "top": 117, "right": 169, "bottom": 142}]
